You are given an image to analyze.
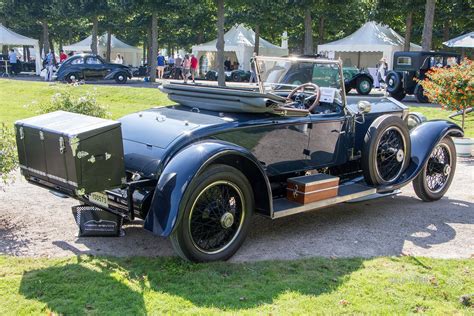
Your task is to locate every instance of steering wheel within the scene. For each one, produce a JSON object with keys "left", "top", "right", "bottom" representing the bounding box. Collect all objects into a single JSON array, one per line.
[{"left": 286, "top": 82, "right": 321, "bottom": 113}]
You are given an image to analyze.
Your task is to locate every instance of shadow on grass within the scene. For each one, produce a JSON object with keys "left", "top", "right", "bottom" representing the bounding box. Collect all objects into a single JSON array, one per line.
[{"left": 19, "top": 255, "right": 364, "bottom": 313}]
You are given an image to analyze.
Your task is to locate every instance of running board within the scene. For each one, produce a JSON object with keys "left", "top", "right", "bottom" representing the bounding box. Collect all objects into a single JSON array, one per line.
[{"left": 272, "top": 183, "right": 376, "bottom": 219}]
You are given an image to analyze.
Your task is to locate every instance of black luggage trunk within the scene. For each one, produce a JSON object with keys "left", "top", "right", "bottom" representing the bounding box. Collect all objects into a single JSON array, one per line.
[{"left": 15, "top": 111, "right": 126, "bottom": 196}]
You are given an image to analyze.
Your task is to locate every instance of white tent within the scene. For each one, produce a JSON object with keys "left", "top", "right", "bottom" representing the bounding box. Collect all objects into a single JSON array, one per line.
[
  {"left": 318, "top": 21, "right": 422, "bottom": 69},
  {"left": 443, "top": 32, "right": 474, "bottom": 48},
  {"left": 192, "top": 24, "right": 288, "bottom": 71},
  {"left": 63, "top": 33, "right": 142, "bottom": 66},
  {"left": 0, "top": 24, "right": 41, "bottom": 75}
]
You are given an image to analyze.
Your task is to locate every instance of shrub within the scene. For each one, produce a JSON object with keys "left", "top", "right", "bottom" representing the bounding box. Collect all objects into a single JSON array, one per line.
[
  {"left": 0, "top": 124, "right": 18, "bottom": 186},
  {"left": 419, "top": 58, "right": 473, "bottom": 130},
  {"left": 39, "top": 87, "right": 110, "bottom": 119}
]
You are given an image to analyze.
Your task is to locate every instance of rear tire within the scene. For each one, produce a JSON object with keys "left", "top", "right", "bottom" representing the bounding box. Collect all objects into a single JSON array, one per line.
[
  {"left": 413, "top": 137, "right": 456, "bottom": 201},
  {"left": 414, "top": 84, "right": 429, "bottom": 103},
  {"left": 65, "top": 72, "right": 79, "bottom": 83},
  {"left": 362, "top": 115, "right": 411, "bottom": 185},
  {"left": 356, "top": 77, "right": 373, "bottom": 95},
  {"left": 170, "top": 164, "right": 254, "bottom": 262}
]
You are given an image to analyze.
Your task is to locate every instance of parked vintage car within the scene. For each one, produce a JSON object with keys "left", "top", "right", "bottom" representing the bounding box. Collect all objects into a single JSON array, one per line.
[
  {"left": 15, "top": 56, "right": 463, "bottom": 262},
  {"left": 386, "top": 51, "right": 460, "bottom": 102},
  {"left": 55, "top": 54, "right": 133, "bottom": 84},
  {"left": 205, "top": 69, "right": 251, "bottom": 82},
  {"left": 342, "top": 66, "right": 374, "bottom": 95},
  {"left": 278, "top": 61, "right": 373, "bottom": 95}
]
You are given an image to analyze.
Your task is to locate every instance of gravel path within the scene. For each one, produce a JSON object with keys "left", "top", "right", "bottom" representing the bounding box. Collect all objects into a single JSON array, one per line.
[{"left": 1, "top": 158, "right": 473, "bottom": 262}]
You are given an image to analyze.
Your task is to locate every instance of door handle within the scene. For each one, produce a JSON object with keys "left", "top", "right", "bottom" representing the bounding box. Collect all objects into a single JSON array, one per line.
[{"left": 331, "top": 129, "right": 346, "bottom": 134}]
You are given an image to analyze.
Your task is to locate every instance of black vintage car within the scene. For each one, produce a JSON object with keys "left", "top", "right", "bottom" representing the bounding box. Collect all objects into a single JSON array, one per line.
[
  {"left": 15, "top": 56, "right": 463, "bottom": 262},
  {"left": 205, "top": 69, "right": 251, "bottom": 82},
  {"left": 55, "top": 54, "right": 133, "bottom": 84},
  {"left": 386, "top": 51, "right": 460, "bottom": 102}
]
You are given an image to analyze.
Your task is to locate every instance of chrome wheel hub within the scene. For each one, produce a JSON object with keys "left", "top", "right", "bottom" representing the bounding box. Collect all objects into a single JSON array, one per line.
[
  {"left": 118, "top": 75, "right": 124, "bottom": 80},
  {"left": 443, "top": 164, "right": 451, "bottom": 176},
  {"left": 396, "top": 149, "right": 405, "bottom": 162},
  {"left": 220, "top": 212, "right": 235, "bottom": 229}
]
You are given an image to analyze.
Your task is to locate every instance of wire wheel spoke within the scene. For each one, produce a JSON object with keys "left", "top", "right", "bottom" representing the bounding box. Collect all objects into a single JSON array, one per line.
[
  {"left": 425, "top": 143, "right": 451, "bottom": 193},
  {"left": 376, "top": 127, "right": 406, "bottom": 182},
  {"left": 189, "top": 181, "right": 244, "bottom": 254}
]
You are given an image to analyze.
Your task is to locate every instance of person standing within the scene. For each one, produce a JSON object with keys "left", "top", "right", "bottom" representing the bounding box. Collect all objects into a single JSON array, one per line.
[
  {"left": 174, "top": 54, "right": 183, "bottom": 80},
  {"left": 59, "top": 50, "right": 68, "bottom": 63},
  {"left": 190, "top": 54, "right": 198, "bottom": 83},
  {"left": 224, "top": 56, "right": 231, "bottom": 71},
  {"left": 114, "top": 53, "right": 123, "bottom": 64},
  {"left": 157, "top": 52, "right": 165, "bottom": 79},
  {"left": 376, "top": 57, "right": 388, "bottom": 90},
  {"left": 182, "top": 54, "right": 191, "bottom": 83},
  {"left": 8, "top": 49, "right": 17, "bottom": 75},
  {"left": 44, "top": 50, "right": 56, "bottom": 81},
  {"left": 168, "top": 55, "right": 175, "bottom": 68},
  {"left": 249, "top": 52, "right": 257, "bottom": 83}
]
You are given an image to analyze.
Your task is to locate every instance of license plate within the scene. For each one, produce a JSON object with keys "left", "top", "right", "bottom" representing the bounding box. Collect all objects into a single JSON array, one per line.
[{"left": 89, "top": 191, "right": 109, "bottom": 208}]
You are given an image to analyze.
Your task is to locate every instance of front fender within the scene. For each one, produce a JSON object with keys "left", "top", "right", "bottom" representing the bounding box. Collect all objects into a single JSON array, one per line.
[
  {"left": 379, "top": 120, "right": 463, "bottom": 192},
  {"left": 143, "top": 140, "right": 271, "bottom": 237}
]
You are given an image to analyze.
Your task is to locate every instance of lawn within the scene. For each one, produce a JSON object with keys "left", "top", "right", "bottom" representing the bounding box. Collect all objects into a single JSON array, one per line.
[
  {"left": 0, "top": 256, "right": 472, "bottom": 314},
  {"left": 0, "top": 79, "right": 171, "bottom": 127}
]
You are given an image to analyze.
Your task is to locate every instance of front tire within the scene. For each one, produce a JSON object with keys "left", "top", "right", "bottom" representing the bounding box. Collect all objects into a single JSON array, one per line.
[
  {"left": 362, "top": 115, "right": 411, "bottom": 185},
  {"left": 413, "top": 137, "right": 456, "bottom": 201},
  {"left": 170, "top": 164, "right": 254, "bottom": 262},
  {"left": 65, "top": 72, "right": 79, "bottom": 83},
  {"left": 114, "top": 72, "right": 128, "bottom": 84}
]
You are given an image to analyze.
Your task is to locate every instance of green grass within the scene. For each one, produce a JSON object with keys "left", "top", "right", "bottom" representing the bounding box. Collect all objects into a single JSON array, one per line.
[
  {"left": 412, "top": 106, "right": 474, "bottom": 138},
  {"left": 0, "top": 79, "right": 171, "bottom": 127},
  {"left": 0, "top": 256, "right": 472, "bottom": 314}
]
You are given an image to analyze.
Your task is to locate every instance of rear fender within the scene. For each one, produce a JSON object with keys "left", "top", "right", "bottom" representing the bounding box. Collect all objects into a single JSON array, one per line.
[
  {"left": 143, "top": 140, "right": 272, "bottom": 237},
  {"left": 379, "top": 120, "right": 463, "bottom": 192}
]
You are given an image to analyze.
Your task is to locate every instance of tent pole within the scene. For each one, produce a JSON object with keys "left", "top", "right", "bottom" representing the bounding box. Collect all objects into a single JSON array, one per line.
[{"left": 357, "top": 52, "right": 361, "bottom": 68}]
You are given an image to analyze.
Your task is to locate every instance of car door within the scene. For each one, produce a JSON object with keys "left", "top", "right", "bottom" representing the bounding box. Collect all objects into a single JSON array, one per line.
[
  {"left": 307, "top": 113, "right": 347, "bottom": 168},
  {"left": 84, "top": 56, "right": 106, "bottom": 79}
]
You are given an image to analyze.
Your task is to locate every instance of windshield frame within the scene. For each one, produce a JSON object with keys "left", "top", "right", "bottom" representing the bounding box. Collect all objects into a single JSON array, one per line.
[{"left": 254, "top": 56, "right": 347, "bottom": 107}]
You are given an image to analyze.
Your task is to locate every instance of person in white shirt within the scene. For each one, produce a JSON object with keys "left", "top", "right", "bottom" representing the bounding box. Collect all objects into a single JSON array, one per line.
[
  {"left": 8, "top": 49, "right": 17, "bottom": 75},
  {"left": 114, "top": 53, "right": 123, "bottom": 64}
]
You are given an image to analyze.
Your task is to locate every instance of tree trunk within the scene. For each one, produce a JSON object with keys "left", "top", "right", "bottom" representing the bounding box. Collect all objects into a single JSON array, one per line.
[
  {"left": 303, "top": 10, "right": 313, "bottom": 55},
  {"left": 147, "top": 27, "right": 152, "bottom": 65},
  {"left": 91, "top": 15, "right": 99, "bottom": 55},
  {"left": 216, "top": 0, "right": 226, "bottom": 87},
  {"left": 318, "top": 16, "right": 324, "bottom": 45},
  {"left": 150, "top": 11, "right": 158, "bottom": 82},
  {"left": 42, "top": 20, "right": 50, "bottom": 56},
  {"left": 404, "top": 11, "right": 413, "bottom": 51},
  {"left": 106, "top": 30, "right": 112, "bottom": 62},
  {"left": 443, "top": 20, "right": 450, "bottom": 41},
  {"left": 143, "top": 37, "right": 147, "bottom": 65},
  {"left": 254, "top": 24, "right": 260, "bottom": 55},
  {"left": 421, "top": 0, "right": 435, "bottom": 51}
]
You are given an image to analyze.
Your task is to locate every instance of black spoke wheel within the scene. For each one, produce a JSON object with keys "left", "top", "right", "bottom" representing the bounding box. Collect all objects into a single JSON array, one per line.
[
  {"left": 170, "top": 164, "right": 254, "bottom": 262},
  {"left": 362, "top": 115, "right": 411, "bottom": 185},
  {"left": 413, "top": 137, "right": 456, "bottom": 201}
]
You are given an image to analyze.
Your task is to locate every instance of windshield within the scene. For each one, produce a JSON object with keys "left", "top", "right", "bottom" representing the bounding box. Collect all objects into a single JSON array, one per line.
[{"left": 255, "top": 56, "right": 345, "bottom": 105}]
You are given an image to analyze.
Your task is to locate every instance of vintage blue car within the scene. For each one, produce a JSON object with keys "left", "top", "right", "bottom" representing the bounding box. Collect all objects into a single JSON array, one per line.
[
  {"left": 15, "top": 56, "right": 463, "bottom": 262},
  {"left": 55, "top": 54, "right": 132, "bottom": 84}
]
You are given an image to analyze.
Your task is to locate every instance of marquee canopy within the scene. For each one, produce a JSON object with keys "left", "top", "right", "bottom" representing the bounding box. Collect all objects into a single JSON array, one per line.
[
  {"left": 0, "top": 24, "right": 41, "bottom": 74},
  {"left": 63, "top": 33, "right": 142, "bottom": 66},
  {"left": 192, "top": 24, "right": 288, "bottom": 71},
  {"left": 318, "top": 21, "right": 422, "bottom": 69}
]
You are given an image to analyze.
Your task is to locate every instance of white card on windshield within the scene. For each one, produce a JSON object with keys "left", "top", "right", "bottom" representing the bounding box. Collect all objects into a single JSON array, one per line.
[{"left": 319, "top": 87, "right": 336, "bottom": 103}]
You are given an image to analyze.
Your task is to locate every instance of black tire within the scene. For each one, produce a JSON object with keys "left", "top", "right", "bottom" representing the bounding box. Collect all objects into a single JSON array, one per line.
[
  {"left": 344, "top": 82, "right": 352, "bottom": 94},
  {"left": 414, "top": 84, "right": 429, "bottom": 103},
  {"left": 114, "top": 72, "right": 128, "bottom": 84},
  {"left": 170, "top": 164, "right": 254, "bottom": 262},
  {"left": 65, "top": 72, "right": 79, "bottom": 83},
  {"left": 356, "top": 76, "right": 373, "bottom": 95},
  {"left": 231, "top": 73, "right": 241, "bottom": 82},
  {"left": 413, "top": 137, "right": 456, "bottom": 201},
  {"left": 389, "top": 90, "right": 407, "bottom": 101},
  {"left": 362, "top": 115, "right": 411, "bottom": 185},
  {"left": 386, "top": 71, "right": 402, "bottom": 93}
]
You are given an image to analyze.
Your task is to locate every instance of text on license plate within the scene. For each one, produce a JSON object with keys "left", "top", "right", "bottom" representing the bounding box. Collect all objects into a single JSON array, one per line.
[{"left": 89, "top": 192, "right": 109, "bottom": 208}]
